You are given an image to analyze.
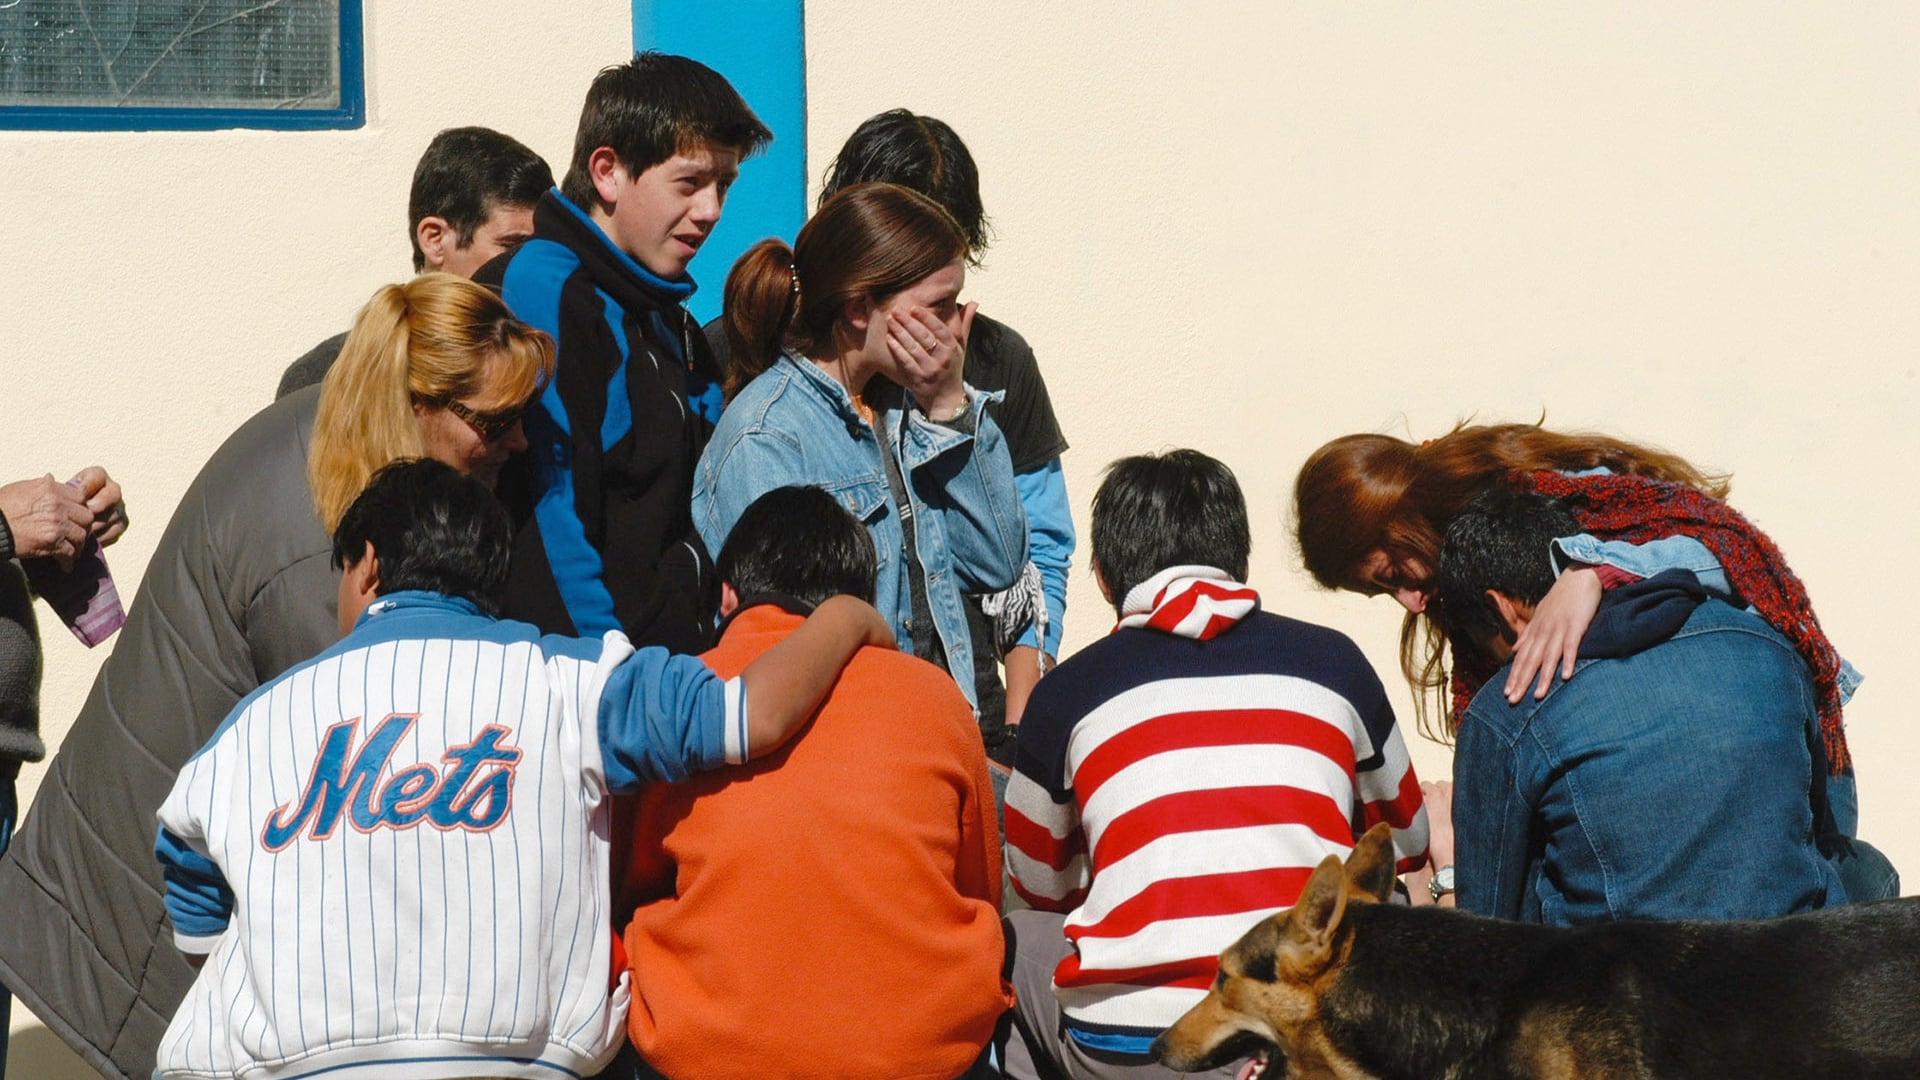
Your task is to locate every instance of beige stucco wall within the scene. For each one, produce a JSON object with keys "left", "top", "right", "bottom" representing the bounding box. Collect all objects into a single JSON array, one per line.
[
  {"left": 1, "top": 2, "right": 633, "bottom": 1072},
  {"left": 806, "top": 1, "right": 1916, "bottom": 878},
  {"left": 3, "top": 2, "right": 1915, "bottom": 1074}
]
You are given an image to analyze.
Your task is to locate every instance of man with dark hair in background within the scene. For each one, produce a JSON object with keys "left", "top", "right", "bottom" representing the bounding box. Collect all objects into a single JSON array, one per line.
[
  {"left": 612, "top": 485, "right": 1009, "bottom": 1080},
  {"left": 1430, "top": 487, "right": 1852, "bottom": 926},
  {"left": 1001, "top": 449, "right": 1426, "bottom": 1080},
  {"left": 276, "top": 125, "right": 553, "bottom": 398},
  {"left": 477, "top": 52, "right": 772, "bottom": 656}
]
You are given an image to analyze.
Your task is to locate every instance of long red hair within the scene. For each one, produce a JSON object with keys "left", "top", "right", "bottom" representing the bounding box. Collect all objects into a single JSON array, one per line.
[{"left": 1292, "top": 421, "right": 1729, "bottom": 734}]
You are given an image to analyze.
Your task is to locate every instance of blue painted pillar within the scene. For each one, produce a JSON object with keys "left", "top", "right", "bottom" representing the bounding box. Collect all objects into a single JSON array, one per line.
[{"left": 634, "top": 0, "right": 808, "bottom": 323}]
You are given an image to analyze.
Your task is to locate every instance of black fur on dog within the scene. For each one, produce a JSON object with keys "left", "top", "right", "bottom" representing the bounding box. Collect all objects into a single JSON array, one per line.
[{"left": 1153, "top": 823, "right": 1920, "bottom": 1079}]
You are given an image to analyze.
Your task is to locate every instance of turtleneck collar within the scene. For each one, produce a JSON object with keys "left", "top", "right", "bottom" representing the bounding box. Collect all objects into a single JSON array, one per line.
[
  {"left": 1114, "top": 565, "right": 1261, "bottom": 641},
  {"left": 348, "top": 590, "right": 489, "bottom": 632},
  {"left": 539, "top": 189, "right": 698, "bottom": 306}
]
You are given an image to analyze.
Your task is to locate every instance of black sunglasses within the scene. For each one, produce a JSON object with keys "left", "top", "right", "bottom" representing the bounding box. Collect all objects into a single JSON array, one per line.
[{"left": 431, "top": 397, "right": 527, "bottom": 443}]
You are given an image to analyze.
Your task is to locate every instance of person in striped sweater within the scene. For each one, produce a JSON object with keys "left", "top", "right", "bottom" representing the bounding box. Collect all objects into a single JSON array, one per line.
[{"left": 1001, "top": 449, "right": 1429, "bottom": 1080}]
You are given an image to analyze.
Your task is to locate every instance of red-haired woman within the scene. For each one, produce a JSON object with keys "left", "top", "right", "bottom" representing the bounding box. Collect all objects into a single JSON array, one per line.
[
  {"left": 1291, "top": 422, "right": 1879, "bottom": 892},
  {"left": 1295, "top": 424, "right": 1737, "bottom": 711}
]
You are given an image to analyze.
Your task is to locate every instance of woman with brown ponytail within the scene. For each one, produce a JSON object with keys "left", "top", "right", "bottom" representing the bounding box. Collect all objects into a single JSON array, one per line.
[
  {"left": 693, "top": 182, "right": 1026, "bottom": 707},
  {"left": 0, "top": 273, "right": 554, "bottom": 1076}
]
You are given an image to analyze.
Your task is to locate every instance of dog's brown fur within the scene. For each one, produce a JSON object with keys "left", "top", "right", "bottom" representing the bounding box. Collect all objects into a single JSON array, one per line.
[{"left": 1153, "top": 823, "right": 1920, "bottom": 1080}]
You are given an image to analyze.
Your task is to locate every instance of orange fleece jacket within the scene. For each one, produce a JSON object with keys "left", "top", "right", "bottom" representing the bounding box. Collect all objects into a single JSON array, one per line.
[{"left": 617, "top": 603, "right": 1011, "bottom": 1080}]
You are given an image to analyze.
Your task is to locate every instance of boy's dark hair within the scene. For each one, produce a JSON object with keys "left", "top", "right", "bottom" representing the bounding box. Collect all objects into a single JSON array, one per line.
[
  {"left": 408, "top": 127, "right": 554, "bottom": 272},
  {"left": 715, "top": 486, "right": 876, "bottom": 608},
  {"left": 1091, "top": 450, "right": 1251, "bottom": 615},
  {"left": 820, "top": 109, "right": 989, "bottom": 262},
  {"left": 331, "top": 458, "right": 513, "bottom": 615},
  {"left": 1430, "top": 488, "right": 1580, "bottom": 655},
  {"left": 560, "top": 51, "right": 773, "bottom": 209}
]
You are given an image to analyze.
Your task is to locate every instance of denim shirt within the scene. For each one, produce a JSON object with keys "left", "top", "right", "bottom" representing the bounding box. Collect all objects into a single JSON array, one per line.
[
  {"left": 693, "top": 353, "right": 1028, "bottom": 706},
  {"left": 1453, "top": 599, "right": 1845, "bottom": 926}
]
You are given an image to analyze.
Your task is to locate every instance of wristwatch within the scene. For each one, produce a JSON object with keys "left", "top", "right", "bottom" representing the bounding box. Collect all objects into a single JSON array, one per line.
[{"left": 1428, "top": 864, "right": 1456, "bottom": 902}]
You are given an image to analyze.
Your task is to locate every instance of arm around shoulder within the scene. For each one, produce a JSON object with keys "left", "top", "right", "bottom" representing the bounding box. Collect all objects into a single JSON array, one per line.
[
  {"left": 596, "top": 596, "right": 898, "bottom": 791},
  {"left": 735, "top": 595, "right": 895, "bottom": 756}
]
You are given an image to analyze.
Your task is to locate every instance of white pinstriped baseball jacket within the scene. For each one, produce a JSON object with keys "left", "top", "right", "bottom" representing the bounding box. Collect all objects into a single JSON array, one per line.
[{"left": 153, "top": 591, "right": 746, "bottom": 1080}]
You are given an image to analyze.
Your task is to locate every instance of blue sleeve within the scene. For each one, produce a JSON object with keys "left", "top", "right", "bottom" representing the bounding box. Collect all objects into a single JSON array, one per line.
[
  {"left": 155, "top": 826, "right": 234, "bottom": 952},
  {"left": 1013, "top": 458, "right": 1074, "bottom": 656},
  {"left": 598, "top": 646, "right": 746, "bottom": 791},
  {"left": 1551, "top": 533, "right": 1734, "bottom": 598},
  {"left": 1450, "top": 712, "right": 1532, "bottom": 922},
  {"left": 501, "top": 243, "right": 624, "bottom": 638}
]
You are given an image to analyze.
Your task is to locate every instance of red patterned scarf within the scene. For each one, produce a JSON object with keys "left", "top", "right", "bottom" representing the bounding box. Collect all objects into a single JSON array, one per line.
[{"left": 1510, "top": 469, "right": 1850, "bottom": 774}]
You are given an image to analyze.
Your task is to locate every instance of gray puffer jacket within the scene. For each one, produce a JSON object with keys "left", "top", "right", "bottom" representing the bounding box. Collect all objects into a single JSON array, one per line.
[{"left": 0, "top": 386, "right": 338, "bottom": 1079}]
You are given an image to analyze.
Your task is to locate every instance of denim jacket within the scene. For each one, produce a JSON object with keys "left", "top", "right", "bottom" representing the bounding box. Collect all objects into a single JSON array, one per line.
[
  {"left": 693, "top": 353, "right": 1028, "bottom": 706},
  {"left": 1453, "top": 599, "right": 1846, "bottom": 925}
]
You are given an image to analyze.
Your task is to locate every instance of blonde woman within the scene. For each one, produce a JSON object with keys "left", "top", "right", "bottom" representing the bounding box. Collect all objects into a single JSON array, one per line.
[
  {"left": 0, "top": 273, "right": 552, "bottom": 1077},
  {"left": 310, "top": 272, "right": 551, "bottom": 526}
]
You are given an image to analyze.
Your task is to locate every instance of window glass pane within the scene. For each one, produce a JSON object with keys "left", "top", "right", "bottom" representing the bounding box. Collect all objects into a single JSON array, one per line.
[{"left": 0, "top": 0, "right": 341, "bottom": 111}]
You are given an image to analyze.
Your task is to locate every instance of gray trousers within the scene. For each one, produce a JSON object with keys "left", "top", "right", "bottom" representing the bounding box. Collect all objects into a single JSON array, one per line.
[{"left": 999, "top": 910, "right": 1242, "bottom": 1080}]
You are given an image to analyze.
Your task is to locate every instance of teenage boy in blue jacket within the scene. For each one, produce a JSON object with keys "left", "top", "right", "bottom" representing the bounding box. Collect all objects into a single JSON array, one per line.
[{"left": 478, "top": 52, "right": 772, "bottom": 654}]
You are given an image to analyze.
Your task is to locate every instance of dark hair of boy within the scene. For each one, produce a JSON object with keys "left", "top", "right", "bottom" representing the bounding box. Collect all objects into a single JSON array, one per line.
[
  {"left": 1090, "top": 449, "right": 1252, "bottom": 615},
  {"left": 1429, "top": 487, "right": 1580, "bottom": 658},
  {"left": 819, "top": 109, "right": 990, "bottom": 263},
  {"left": 715, "top": 485, "right": 877, "bottom": 608},
  {"left": 330, "top": 458, "right": 514, "bottom": 615},
  {"left": 408, "top": 127, "right": 555, "bottom": 272},
  {"left": 559, "top": 51, "right": 774, "bottom": 210}
]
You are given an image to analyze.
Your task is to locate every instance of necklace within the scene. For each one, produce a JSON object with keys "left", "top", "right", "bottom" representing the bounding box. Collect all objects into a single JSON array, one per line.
[{"left": 825, "top": 355, "right": 876, "bottom": 429}]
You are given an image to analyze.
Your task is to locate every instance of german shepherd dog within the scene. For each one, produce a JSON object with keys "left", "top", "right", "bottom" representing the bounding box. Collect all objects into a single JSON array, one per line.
[{"left": 1153, "top": 823, "right": 1920, "bottom": 1079}]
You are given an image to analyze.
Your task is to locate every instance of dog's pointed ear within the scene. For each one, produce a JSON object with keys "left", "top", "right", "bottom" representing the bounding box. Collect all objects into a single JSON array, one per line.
[
  {"left": 1280, "top": 853, "right": 1349, "bottom": 977},
  {"left": 1343, "top": 822, "right": 1398, "bottom": 904}
]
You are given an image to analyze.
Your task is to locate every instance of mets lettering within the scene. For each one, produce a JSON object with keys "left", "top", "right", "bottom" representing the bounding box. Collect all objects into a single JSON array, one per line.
[{"left": 261, "top": 713, "right": 524, "bottom": 850}]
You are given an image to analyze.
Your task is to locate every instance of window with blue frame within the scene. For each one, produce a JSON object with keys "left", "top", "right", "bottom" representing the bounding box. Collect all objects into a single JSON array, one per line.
[{"left": 0, "top": 0, "right": 363, "bottom": 130}]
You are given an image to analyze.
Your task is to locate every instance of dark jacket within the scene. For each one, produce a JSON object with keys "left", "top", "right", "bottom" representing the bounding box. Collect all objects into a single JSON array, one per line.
[
  {"left": 0, "top": 387, "right": 338, "bottom": 1079},
  {"left": 477, "top": 190, "right": 721, "bottom": 653},
  {"left": 0, "top": 537, "right": 43, "bottom": 765}
]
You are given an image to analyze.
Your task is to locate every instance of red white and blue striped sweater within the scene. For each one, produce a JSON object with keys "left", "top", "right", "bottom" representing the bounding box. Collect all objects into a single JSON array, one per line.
[{"left": 1003, "top": 568, "right": 1429, "bottom": 1051}]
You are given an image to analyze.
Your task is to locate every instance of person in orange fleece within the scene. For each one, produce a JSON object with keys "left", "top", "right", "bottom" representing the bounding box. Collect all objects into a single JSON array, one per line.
[{"left": 608, "top": 485, "right": 1011, "bottom": 1080}]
